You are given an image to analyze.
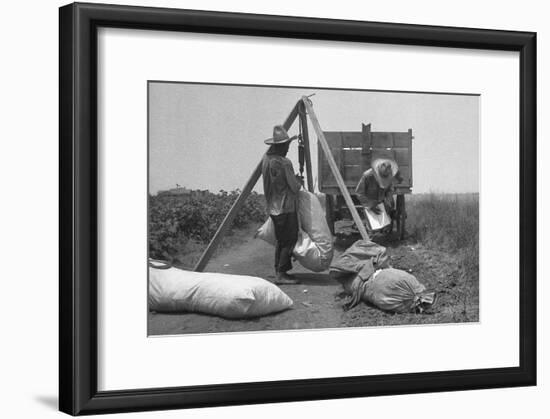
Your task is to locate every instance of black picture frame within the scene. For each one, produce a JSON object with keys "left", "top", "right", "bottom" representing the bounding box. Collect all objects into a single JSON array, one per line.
[{"left": 59, "top": 2, "right": 537, "bottom": 416}]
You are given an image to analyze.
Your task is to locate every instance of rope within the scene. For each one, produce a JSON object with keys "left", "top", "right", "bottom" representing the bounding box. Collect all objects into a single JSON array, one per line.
[{"left": 298, "top": 113, "right": 305, "bottom": 178}]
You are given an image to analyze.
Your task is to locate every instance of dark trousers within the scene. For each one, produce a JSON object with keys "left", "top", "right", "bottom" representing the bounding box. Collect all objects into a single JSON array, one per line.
[{"left": 270, "top": 212, "right": 299, "bottom": 273}]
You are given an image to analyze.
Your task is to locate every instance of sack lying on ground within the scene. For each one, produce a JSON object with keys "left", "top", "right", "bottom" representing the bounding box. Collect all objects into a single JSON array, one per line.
[
  {"left": 330, "top": 240, "right": 434, "bottom": 313},
  {"left": 329, "top": 239, "right": 390, "bottom": 283},
  {"left": 363, "top": 268, "right": 435, "bottom": 313},
  {"left": 339, "top": 267, "right": 435, "bottom": 313},
  {"left": 149, "top": 266, "right": 293, "bottom": 319},
  {"left": 256, "top": 190, "right": 334, "bottom": 272}
]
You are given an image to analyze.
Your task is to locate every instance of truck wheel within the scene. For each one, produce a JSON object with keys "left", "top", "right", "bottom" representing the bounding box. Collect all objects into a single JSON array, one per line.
[{"left": 397, "top": 214, "right": 406, "bottom": 240}]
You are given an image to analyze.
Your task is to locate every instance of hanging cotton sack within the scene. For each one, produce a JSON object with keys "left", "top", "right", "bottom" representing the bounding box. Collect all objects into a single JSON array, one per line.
[{"left": 256, "top": 190, "right": 334, "bottom": 272}]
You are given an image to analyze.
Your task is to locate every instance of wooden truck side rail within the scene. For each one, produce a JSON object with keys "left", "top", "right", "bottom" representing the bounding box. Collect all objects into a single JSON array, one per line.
[{"left": 318, "top": 125, "right": 413, "bottom": 195}]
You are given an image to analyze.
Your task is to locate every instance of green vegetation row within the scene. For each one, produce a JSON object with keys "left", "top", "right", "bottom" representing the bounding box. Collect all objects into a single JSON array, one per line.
[{"left": 149, "top": 190, "right": 266, "bottom": 263}]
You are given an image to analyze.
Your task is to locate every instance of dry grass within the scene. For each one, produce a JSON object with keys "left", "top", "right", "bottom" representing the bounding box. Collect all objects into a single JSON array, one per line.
[
  {"left": 407, "top": 192, "right": 479, "bottom": 279},
  {"left": 407, "top": 192, "right": 479, "bottom": 322}
]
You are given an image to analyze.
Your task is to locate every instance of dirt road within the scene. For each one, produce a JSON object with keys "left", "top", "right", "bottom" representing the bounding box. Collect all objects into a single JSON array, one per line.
[{"left": 148, "top": 224, "right": 478, "bottom": 336}]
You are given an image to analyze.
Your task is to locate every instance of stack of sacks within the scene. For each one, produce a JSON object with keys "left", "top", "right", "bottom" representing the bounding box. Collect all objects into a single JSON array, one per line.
[{"left": 329, "top": 240, "right": 435, "bottom": 313}]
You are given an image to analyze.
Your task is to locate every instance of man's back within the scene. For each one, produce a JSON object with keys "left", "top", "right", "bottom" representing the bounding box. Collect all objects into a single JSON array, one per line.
[{"left": 262, "top": 154, "right": 299, "bottom": 215}]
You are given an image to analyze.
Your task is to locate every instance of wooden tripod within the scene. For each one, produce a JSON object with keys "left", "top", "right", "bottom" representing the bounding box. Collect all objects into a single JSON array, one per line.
[{"left": 193, "top": 96, "right": 369, "bottom": 272}]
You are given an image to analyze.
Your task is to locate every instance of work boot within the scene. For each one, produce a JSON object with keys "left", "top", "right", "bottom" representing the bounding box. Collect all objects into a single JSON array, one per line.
[{"left": 274, "top": 272, "right": 299, "bottom": 285}]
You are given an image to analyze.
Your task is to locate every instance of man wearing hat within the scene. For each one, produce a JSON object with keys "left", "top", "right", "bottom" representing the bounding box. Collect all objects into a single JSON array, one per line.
[
  {"left": 355, "top": 158, "right": 402, "bottom": 216},
  {"left": 262, "top": 125, "right": 302, "bottom": 285}
]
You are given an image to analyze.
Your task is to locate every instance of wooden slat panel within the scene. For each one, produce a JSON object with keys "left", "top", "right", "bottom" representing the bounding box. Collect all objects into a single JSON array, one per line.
[
  {"left": 362, "top": 153, "right": 371, "bottom": 174},
  {"left": 393, "top": 148, "right": 409, "bottom": 166},
  {"left": 372, "top": 132, "right": 411, "bottom": 147},
  {"left": 371, "top": 132, "right": 393, "bottom": 147},
  {"left": 342, "top": 149, "right": 363, "bottom": 166},
  {"left": 343, "top": 165, "right": 363, "bottom": 181},
  {"left": 371, "top": 149, "right": 396, "bottom": 162},
  {"left": 320, "top": 146, "right": 341, "bottom": 185},
  {"left": 393, "top": 132, "right": 411, "bottom": 147},
  {"left": 322, "top": 132, "right": 344, "bottom": 148},
  {"left": 341, "top": 132, "right": 363, "bottom": 147}
]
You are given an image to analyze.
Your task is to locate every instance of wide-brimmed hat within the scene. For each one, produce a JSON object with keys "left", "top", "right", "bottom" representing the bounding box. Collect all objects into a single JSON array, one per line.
[
  {"left": 264, "top": 125, "right": 298, "bottom": 145},
  {"left": 371, "top": 158, "right": 399, "bottom": 189}
]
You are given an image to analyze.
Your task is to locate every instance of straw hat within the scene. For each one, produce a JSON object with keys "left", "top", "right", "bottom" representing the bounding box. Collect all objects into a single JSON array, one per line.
[
  {"left": 371, "top": 158, "right": 399, "bottom": 189},
  {"left": 264, "top": 125, "right": 298, "bottom": 145}
]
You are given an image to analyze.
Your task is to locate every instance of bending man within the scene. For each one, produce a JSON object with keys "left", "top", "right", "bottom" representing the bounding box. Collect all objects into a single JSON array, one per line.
[{"left": 355, "top": 158, "right": 401, "bottom": 217}]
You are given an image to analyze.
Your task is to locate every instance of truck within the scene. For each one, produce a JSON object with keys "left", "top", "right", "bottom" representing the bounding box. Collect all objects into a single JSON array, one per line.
[{"left": 318, "top": 123, "right": 413, "bottom": 239}]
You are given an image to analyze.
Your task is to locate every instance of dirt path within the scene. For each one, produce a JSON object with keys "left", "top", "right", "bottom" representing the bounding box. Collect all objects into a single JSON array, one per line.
[{"left": 148, "top": 225, "right": 478, "bottom": 335}]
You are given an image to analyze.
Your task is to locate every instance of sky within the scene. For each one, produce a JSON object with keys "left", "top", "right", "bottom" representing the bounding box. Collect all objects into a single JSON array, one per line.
[{"left": 149, "top": 82, "right": 479, "bottom": 195}]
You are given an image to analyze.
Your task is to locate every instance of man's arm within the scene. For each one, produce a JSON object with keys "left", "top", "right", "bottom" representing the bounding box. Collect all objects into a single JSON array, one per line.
[
  {"left": 283, "top": 159, "right": 301, "bottom": 193},
  {"left": 355, "top": 174, "right": 366, "bottom": 195},
  {"left": 355, "top": 169, "right": 372, "bottom": 195}
]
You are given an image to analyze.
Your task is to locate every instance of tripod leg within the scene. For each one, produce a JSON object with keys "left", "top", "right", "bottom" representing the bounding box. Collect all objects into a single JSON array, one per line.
[
  {"left": 299, "top": 104, "right": 315, "bottom": 192},
  {"left": 302, "top": 96, "right": 370, "bottom": 241},
  {"left": 193, "top": 101, "right": 301, "bottom": 272}
]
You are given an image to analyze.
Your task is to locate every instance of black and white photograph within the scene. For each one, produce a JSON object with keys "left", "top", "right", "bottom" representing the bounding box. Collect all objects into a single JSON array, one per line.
[
  {"left": 147, "top": 82, "right": 479, "bottom": 335},
  {"left": 0, "top": 0, "right": 543, "bottom": 417}
]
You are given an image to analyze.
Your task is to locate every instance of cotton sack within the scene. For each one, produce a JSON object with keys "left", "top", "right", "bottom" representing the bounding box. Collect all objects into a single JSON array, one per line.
[
  {"left": 256, "top": 190, "right": 334, "bottom": 272},
  {"left": 149, "top": 267, "right": 293, "bottom": 319}
]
